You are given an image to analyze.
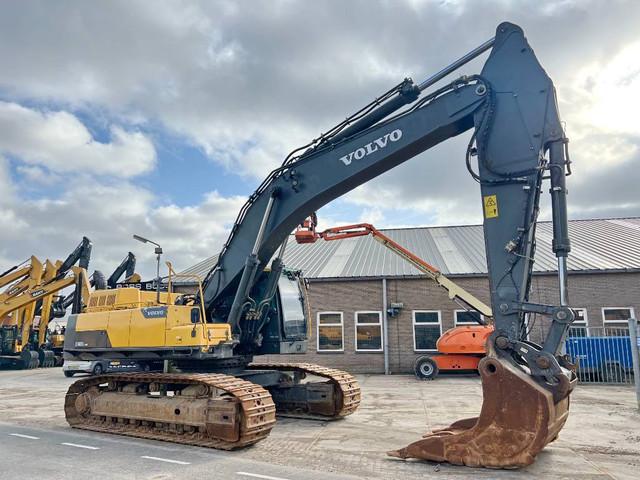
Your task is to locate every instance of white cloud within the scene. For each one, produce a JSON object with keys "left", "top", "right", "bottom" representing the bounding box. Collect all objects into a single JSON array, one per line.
[
  {"left": 0, "top": 102, "right": 156, "bottom": 177},
  {"left": 1, "top": 0, "right": 640, "bottom": 275},
  {"left": 15, "top": 165, "right": 61, "bottom": 185},
  {"left": 0, "top": 155, "right": 245, "bottom": 278},
  {"left": 0, "top": 156, "right": 15, "bottom": 202},
  {"left": 568, "top": 41, "right": 640, "bottom": 136}
]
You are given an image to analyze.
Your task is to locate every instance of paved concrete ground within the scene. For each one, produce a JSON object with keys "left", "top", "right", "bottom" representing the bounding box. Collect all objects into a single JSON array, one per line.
[{"left": 0, "top": 368, "right": 638, "bottom": 480}]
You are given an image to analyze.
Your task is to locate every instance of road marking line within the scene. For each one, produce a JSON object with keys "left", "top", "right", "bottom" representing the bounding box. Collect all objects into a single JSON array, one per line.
[
  {"left": 9, "top": 433, "right": 39, "bottom": 440},
  {"left": 61, "top": 442, "right": 100, "bottom": 450},
  {"left": 236, "top": 473, "right": 291, "bottom": 480},
  {"left": 140, "top": 456, "right": 191, "bottom": 465}
]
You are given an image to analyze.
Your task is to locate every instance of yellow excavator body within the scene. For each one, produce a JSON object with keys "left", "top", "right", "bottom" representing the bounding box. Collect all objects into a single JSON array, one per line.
[
  {"left": 73, "top": 288, "right": 231, "bottom": 351},
  {"left": 49, "top": 333, "right": 65, "bottom": 349}
]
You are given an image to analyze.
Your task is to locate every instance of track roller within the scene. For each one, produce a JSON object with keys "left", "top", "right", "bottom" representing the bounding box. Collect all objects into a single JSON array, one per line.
[
  {"left": 20, "top": 350, "right": 39, "bottom": 369},
  {"left": 38, "top": 349, "right": 56, "bottom": 368}
]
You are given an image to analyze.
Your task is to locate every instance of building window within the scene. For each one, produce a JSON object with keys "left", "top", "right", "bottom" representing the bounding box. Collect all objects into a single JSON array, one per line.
[
  {"left": 413, "top": 310, "right": 441, "bottom": 351},
  {"left": 317, "top": 312, "right": 343, "bottom": 352},
  {"left": 454, "top": 310, "right": 484, "bottom": 326},
  {"left": 567, "top": 308, "right": 588, "bottom": 337},
  {"left": 602, "top": 307, "right": 634, "bottom": 333},
  {"left": 355, "top": 311, "right": 383, "bottom": 352}
]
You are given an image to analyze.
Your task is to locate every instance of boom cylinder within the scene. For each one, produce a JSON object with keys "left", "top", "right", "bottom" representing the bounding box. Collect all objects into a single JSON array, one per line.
[
  {"left": 327, "top": 80, "right": 420, "bottom": 146},
  {"left": 548, "top": 140, "right": 571, "bottom": 306},
  {"left": 417, "top": 37, "right": 495, "bottom": 91},
  {"left": 227, "top": 192, "right": 278, "bottom": 332}
]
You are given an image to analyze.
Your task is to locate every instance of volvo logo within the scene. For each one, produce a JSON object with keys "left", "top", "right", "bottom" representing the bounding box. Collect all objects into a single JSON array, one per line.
[
  {"left": 141, "top": 306, "right": 168, "bottom": 319},
  {"left": 339, "top": 129, "right": 403, "bottom": 166}
]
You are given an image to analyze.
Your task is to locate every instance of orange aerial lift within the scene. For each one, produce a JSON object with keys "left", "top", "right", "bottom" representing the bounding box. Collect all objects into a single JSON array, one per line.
[{"left": 296, "top": 217, "right": 494, "bottom": 379}]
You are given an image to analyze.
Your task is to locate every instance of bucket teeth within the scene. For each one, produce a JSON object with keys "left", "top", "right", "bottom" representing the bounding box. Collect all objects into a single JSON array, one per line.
[{"left": 388, "top": 357, "right": 574, "bottom": 469}]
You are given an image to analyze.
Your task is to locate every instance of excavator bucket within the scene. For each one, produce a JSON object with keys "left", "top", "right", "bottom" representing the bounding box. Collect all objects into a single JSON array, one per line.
[{"left": 388, "top": 356, "right": 575, "bottom": 468}]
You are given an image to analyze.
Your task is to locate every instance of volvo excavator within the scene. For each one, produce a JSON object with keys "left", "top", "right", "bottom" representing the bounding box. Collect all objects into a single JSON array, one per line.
[{"left": 64, "top": 23, "right": 576, "bottom": 468}]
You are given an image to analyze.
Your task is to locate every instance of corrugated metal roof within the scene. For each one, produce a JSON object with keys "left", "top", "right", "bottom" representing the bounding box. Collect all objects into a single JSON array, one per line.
[{"left": 180, "top": 218, "right": 640, "bottom": 280}]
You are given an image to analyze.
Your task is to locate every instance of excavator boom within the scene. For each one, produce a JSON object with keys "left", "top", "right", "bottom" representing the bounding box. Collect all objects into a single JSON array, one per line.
[
  {"left": 107, "top": 252, "right": 137, "bottom": 288},
  {"left": 0, "top": 256, "right": 44, "bottom": 304},
  {"left": 0, "top": 267, "right": 89, "bottom": 319}
]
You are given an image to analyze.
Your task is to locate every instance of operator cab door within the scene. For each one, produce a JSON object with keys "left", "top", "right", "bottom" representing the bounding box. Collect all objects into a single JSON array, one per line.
[
  {"left": 256, "top": 274, "right": 308, "bottom": 355},
  {"left": 278, "top": 276, "right": 307, "bottom": 340}
]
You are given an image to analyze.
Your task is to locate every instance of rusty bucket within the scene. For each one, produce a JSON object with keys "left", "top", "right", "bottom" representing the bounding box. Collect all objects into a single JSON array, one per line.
[{"left": 388, "top": 356, "right": 574, "bottom": 468}]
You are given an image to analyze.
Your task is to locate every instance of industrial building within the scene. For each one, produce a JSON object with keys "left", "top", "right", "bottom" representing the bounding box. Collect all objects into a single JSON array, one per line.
[{"left": 182, "top": 217, "right": 640, "bottom": 374}]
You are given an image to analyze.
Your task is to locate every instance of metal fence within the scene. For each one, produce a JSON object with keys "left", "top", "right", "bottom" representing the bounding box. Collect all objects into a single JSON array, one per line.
[{"left": 565, "top": 325, "right": 636, "bottom": 385}]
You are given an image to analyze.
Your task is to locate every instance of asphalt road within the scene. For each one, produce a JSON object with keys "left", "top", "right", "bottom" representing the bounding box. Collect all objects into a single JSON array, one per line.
[
  {"left": 2, "top": 368, "right": 639, "bottom": 479},
  {"left": 0, "top": 422, "right": 360, "bottom": 480}
]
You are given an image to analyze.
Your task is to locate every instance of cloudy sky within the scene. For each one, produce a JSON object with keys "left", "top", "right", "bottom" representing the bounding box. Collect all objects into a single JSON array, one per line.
[{"left": 0, "top": 0, "right": 639, "bottom": 278}]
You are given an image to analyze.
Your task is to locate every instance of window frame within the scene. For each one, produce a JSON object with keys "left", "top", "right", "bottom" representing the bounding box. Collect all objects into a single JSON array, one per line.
[
  {"left": 454, "top": 309, "right": 485, "bottom": 326},
  {"left": 354, "top": 310, "right": 384, "bottom": 353},
  {"left": 316, "top": 311, "right": 344, "bottom": 353},
  {"left": 568, "top": 307, "right": 588, "bottom": 337},
  {"left": 601, "top": 307, "right": 635, "bottom": 332},
  {"left": 602, "top": 307, "right": 635, "bottom": 324},
  {"left": 412, "top": 310, "right": 442, "bottom": 352}
]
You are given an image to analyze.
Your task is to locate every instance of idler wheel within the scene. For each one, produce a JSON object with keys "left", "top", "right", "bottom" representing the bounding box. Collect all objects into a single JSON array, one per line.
[{"left": 74, "top": 393, "right": 92, "bottom": 415}]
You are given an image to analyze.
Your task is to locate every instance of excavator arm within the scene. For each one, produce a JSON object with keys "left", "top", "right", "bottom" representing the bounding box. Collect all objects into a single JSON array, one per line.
[
  {"left": 0, "top": 256, "right": 44, "bottom": 303},
  {"left": 0, "top": 262, "right": 33, "bottom": 290},
  {"left": 107, "top": 252, "right": 137, "bottom": 288},
  {"left": 200, "top": 22, "right": 575, "bottom": 467},
  {"left": 53, "top": 237, "right": 92, "bottom": 281},
  {"left": 34, "top": 238, "right": 94, "bottom": 347},
  {"left": 0, "top": 266, "right": 89, "bottom": 319}
]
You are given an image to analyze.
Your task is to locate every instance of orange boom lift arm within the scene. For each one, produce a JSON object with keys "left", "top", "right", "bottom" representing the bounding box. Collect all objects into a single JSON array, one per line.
[
  {"left": 297, "top": 219, "right": 494, "bottom": 376},
  {"left": 297, "top": 219, "right": 493, "bottom": 318}
]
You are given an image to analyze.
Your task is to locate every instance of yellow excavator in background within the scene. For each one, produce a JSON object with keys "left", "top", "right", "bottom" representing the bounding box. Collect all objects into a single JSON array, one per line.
[
  {"left": 0, "top": 256, "right": 44, "bottom": 304},
  {"left": 1, "top": 256, "right": 45, "bottom": 368},
  {"left": 0, "top": 265, "right": 90, "bottom": 368},
  {"left": 0, "top": 238, "right": 92, "bottom": 369}
]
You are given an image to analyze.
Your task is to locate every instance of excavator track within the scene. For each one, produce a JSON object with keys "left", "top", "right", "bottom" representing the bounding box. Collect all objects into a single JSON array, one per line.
[
  {"left": 249, "top": 362, "right": 361, "bottom": 419},
  {"left": 65, "top": 372, "right": 276, "bottom": 450}
]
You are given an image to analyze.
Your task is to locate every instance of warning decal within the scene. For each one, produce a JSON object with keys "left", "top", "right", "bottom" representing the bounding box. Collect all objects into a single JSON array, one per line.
[{"left": 483, "top": 195, "right": 499, "bottom": 219}]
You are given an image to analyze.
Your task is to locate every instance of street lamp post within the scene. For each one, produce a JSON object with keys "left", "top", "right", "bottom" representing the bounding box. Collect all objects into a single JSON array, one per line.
[{"left": 133, "top": 234, "right": 163, "bottom": 304}]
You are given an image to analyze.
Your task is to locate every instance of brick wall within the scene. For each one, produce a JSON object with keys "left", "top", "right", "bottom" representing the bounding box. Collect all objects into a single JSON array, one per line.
[{"left": 260, "top": 271, "right": 640, "bottom": 373}]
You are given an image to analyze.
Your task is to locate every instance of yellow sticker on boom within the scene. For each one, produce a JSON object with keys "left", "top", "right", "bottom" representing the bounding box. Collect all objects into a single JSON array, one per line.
[{"left": 483, "top": 195, "right": 499, "bottom": 219}]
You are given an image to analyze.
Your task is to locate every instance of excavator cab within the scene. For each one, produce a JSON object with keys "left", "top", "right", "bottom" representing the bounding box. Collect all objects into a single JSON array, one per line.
[{"left": 257, "top": 271, "right": 308, "bottom": 355}]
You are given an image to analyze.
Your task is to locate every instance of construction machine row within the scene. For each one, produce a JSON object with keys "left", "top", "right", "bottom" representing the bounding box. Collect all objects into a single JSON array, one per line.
[{"left": 0, "top": 240, "right": 139, "bottom": 370}]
